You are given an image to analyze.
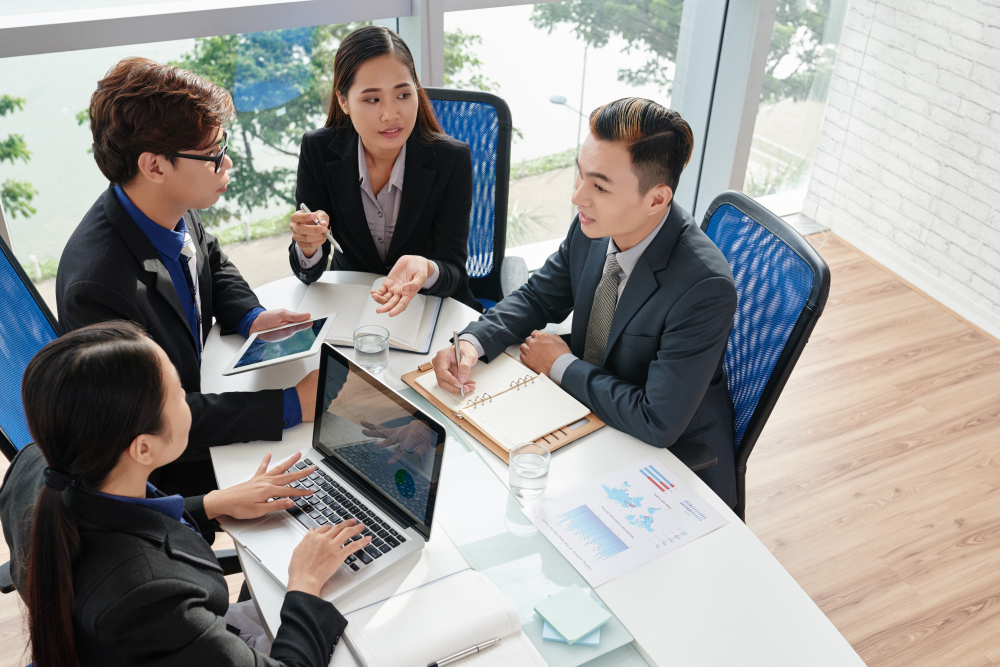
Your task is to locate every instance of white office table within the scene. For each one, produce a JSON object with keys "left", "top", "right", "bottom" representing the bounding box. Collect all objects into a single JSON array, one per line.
[{"left": 205, "top": 272, "right": 865, "bottom": 667}]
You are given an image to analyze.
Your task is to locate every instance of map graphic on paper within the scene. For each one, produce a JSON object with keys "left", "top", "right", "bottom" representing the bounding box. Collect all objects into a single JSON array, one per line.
[{"left": 524, "top": 456, "right": 728, "bottom": 587}]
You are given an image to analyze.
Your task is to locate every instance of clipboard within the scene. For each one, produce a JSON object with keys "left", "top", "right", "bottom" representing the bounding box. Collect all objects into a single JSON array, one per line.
[{"left": 402, "top": 361, "right": 605, "bottom": 464}]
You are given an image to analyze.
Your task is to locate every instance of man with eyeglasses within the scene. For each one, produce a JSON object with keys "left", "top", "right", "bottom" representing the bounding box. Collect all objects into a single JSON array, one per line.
[{"left": 55, "top": 57, "right": 320, "bottom": 496}]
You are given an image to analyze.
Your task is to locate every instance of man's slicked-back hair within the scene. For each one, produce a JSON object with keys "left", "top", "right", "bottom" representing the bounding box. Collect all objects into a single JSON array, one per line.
[
  {"left": 588, "top": 97, "right": 694, "bottom": 195},
  {"left": 89, "top": 57, "right": 236, "bottom": 185}
]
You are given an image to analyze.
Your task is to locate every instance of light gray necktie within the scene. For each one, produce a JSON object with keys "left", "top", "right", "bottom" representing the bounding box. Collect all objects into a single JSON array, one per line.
[
  {"left": 179, "top": 231, "right": 203, "bottom": 354},
  {"left": 583, "top": 253, "right": 621, "bottom": 366}
]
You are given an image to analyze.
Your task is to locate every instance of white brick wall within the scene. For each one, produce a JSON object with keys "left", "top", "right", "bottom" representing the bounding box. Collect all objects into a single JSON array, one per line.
[{"left": 803, "top": 0, "right": 1000, "bottom": 335}]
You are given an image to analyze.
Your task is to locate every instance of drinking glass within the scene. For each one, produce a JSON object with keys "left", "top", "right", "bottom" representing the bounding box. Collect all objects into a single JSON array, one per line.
[
  {"left": 353, "top": 325, "right": 389, "bottom": 373},
  {"left": 509, "top": 442, "right": 551, "bottom": 499}
]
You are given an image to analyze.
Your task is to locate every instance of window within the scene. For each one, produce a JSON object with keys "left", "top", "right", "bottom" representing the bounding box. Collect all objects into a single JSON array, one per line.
[
  {"left": 444, "top": 1, "right": 696, "bottom": 252},
  {"left": 0, "top": 22, "right": 370, "bottom": 308},
  {"left": 742, "top": 0, "right": 850, "bottom": 216}
]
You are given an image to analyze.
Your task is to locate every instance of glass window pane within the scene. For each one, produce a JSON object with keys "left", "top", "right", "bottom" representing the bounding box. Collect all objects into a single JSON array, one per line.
[
  {"left": 0, "top": 22, "right": 370, "bottom": 310},
  {"left": 443, "top": 2, "right": 690, "bottom": 251},
  {"left": 742, "top": 0, "right": 850, "bottom": 215}
]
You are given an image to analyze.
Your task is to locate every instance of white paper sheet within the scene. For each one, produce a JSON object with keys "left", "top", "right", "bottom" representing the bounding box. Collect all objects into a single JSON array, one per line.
[{"left": 524, "top": 456, "right": 728, "bottom": 587}]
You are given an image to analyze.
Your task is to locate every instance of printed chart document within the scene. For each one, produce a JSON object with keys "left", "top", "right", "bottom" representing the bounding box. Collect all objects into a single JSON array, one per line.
[
  {"left": 296, "top": 278, "right": 441, "bottom": 353},
  {"left": 414, "top": 352, "right": 590, "bottom": 451},
  {"left": 524, "top": 456, "right": 728, "bottom": 587},
  {"left": 342, "top": 569, "right": 546, "bottom": 667}
]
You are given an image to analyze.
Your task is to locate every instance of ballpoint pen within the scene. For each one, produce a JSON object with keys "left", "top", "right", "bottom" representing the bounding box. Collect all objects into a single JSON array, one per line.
[
  {"left": 453, "top": 331, "right": 465, "bottom": 397},
  {"left": 299, "top": 203, "right": 338, "bottom": 272},
  {"left": 428, "top": 637, "right": 500, "bottom": 667}
]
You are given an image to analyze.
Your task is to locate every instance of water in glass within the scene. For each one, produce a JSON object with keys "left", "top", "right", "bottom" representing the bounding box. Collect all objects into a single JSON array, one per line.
[
  {"left": 510, "top": 452, "right": 550, "bottom": 499},
  {"left": 355, "top": 334, "right": 389, "bottom": 373}
]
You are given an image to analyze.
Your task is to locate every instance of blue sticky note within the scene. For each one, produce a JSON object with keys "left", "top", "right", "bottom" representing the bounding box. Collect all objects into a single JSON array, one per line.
[
  {"left": 534, "top": 586, "right": 611, "bottom": 645},
  {"left": 541, "top": 596, "right": 603, "bottom": 646}
]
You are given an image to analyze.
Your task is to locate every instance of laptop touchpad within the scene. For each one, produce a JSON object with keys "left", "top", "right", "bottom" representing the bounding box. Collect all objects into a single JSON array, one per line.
[{"left": 238, "top": 514, "right": 305, "bottom": 584}]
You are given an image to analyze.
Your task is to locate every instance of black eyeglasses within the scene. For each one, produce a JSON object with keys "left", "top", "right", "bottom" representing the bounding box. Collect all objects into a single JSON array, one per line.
[{"left": 167, "top": 131, "right": 229, "bottom": 173}]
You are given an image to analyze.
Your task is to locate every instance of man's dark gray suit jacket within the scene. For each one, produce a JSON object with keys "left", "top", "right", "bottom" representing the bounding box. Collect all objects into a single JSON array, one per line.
[{"left": 463, "top": 204, "right": 739, "bottom": 506}]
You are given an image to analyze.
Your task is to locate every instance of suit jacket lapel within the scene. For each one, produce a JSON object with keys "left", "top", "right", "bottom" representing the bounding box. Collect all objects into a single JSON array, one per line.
[
  {"left": 189, "top": 211, "right": 211, "bottom": 342},
  {"left": 324, "top": 132, "right": 381, "bottom": 265},
  {"left": 103, "top": 188, "right": 197, "bottom": 352},
  {"left": 571, "top": 236, "right": 610, "bottom": 358},
  {"left": 387, "top": 138, "right": 436, "bottom": 263}
]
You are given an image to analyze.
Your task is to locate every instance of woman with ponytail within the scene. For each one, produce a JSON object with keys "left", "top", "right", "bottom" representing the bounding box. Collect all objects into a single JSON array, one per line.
[{"left": 0, "top": 321, "right": 371, "bottom": 666}]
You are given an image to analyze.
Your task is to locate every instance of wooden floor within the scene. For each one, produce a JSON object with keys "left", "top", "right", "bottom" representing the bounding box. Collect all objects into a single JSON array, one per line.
[{"left": 0, "top": 234, "right": 998, "bottom": 665}]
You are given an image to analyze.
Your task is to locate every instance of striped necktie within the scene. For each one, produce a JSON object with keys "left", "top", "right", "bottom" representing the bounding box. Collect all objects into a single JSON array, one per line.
[
  {"left": 179, "top": 231, "right": 203, "bottom": 354},
  {"left": 583, "top": 253, "right": 621, "bottom": 366}
]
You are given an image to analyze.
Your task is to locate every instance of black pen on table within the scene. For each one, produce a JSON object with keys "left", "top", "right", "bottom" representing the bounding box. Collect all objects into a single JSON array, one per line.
[
  {"left": 428, "top": 638, "right": 500, "bottom": 667},
  {"left": 453, "top": 331, "right": 465, "bottom": 398}
]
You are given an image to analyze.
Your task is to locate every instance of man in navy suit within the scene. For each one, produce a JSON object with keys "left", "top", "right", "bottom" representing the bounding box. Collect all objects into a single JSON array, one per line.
[{"left": 431, "top": 98, "right": 738, "bottom": 506}]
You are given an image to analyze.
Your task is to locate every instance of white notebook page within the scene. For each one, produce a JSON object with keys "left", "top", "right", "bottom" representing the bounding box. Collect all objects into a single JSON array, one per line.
[
  {"left": 356, "top": 277, "right": 426, "bottom": 349},
  {"left": 461, "top": 374, "right": 590, "bottom": 451},
  {"left": 415, "top": 352, "right": 538, "bottom": 412},
  {"left": 343, "top": 570, "right": 544, "bottom": 667}
]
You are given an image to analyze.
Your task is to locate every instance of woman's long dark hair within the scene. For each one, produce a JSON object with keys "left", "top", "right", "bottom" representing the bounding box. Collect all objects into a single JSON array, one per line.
[
  {"left": 325, "top": 25, "right": 443, "bottom": 141},
  {"left": 21, "top": 321, "right": 165, "bottom": 667}
]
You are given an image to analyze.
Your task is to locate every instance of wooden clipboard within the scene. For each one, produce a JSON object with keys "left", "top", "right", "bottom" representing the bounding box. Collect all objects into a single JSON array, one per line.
[{"left": 402, "top": 360, "right": 605, "bottom": 464}]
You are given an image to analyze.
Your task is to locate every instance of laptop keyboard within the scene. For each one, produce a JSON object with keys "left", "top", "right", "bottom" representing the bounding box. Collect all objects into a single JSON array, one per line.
[{"left": 285, "top": 459, "right": 407, "bottom": 572}]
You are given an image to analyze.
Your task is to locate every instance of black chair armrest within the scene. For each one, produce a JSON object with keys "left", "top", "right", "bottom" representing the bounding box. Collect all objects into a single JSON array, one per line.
[
  {"left": 669, "top": 443, "right": 719, "bottom": 472},
  {"left": 0, "top": 560, "right": 15, "bottom": 594},
  {"left": 214, "top": 548, "right": 243, "bottom": 577}
]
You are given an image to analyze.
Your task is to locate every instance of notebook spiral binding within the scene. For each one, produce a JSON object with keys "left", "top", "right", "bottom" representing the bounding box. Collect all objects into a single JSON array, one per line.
[
  {"left": 509, "top": 375, "right": 536, "bottom": 390},
  {"left": 454, "top": 392, "right": 493, "bottom": 418}
]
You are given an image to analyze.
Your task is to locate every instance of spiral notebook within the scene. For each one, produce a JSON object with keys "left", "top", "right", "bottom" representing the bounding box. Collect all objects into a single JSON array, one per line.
[{"left": 402, "top": 352, "right": 605, "bottom": 463}]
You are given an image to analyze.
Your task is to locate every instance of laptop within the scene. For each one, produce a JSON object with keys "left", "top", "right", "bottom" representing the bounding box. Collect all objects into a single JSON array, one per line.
[{"left": 233, "top": 343, "right": 447, "bottom": 602}]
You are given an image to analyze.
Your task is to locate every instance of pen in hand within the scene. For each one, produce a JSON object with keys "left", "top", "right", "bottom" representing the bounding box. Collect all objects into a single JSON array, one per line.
[
  {"left": 299, "top": 203, "right": 337, "bottom": 271},
  {"left": 453, "top": 331, "right": 465, "bottom": 398}
]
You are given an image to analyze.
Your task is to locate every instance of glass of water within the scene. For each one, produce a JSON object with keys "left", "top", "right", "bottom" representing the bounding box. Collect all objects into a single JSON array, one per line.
[
  {"left": 509, "top": 442, "right": 551, "bottom": 499},
  {"left": 353, "top": 325, "right": 389, "bottom": 373}
]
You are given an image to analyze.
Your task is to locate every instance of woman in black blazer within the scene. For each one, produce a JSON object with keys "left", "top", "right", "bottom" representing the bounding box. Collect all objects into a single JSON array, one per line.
[
  {"left": 4, "top": 321, "right": 369, "bottom": 667},
  {"left": 288, "top": 25, "right": 482, "bottom": 314}
]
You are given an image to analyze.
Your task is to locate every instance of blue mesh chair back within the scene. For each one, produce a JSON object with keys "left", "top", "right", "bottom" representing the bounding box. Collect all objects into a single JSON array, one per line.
[
  {"left": 426, "top": 89, "right": 512, "bottom": 305},
  {"left": 702, "top": 191, "right": 830, "bottom": 520},
  {"left": 0, "top": 234, "right": 58, "bottom": 461}
]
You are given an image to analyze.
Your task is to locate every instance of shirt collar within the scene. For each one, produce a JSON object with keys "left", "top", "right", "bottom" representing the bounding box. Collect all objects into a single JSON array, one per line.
[
  {"left": 113, "top": 184, "right": 187, "bottom": 261},
  {"left": 357, "top": 140, "right": 407, "bottom": 197},
  {"left": 607, "top": 205, "right": 671, "bottom": 278},
  {"left": 85, "top": 481, "right": 186, "bottom": 523}
]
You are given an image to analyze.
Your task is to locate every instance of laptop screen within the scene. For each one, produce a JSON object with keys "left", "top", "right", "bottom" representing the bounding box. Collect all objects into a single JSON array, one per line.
[{"left": 312, "top": 345, "right": 445, "bottom": 536}]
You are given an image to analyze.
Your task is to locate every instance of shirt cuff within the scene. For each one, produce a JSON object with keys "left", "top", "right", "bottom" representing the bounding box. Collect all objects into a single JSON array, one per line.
[
  {"left": 282, "top": 387, "right": 303, "bottom": 429},
  {"left": 238, "top": 307, "right": 267, "bottom": 339},
  {"left": 549, "top": 353, "right": 578, "bottom": 385},
  {"left": 295, "top": 243, "right": 324, "bottom": 269},
  {"left": 457, "top": 333, "right": 485, "bottom": 359},
  {"left": 421, "top": 260, "right": 440, "bottom": 291}
]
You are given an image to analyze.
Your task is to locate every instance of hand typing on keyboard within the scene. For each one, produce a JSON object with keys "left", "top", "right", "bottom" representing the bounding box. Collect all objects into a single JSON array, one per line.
[
  {"left": 287, "top": 518, "right": 371, "bottom": 597},
  {"left": 203, "top": 452, "right": 318, "bottom": 521}
]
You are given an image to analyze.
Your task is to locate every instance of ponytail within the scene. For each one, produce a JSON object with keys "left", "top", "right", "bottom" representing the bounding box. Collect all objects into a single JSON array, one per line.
[
  {"left": 25, "top": 483, "right": 81, "bottom": 667},
  {"left": 19, "top": 321, "right": 165, "bottom": 667}
]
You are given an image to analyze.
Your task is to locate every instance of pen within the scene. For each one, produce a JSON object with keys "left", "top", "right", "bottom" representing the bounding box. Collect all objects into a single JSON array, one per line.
[
  {"left": 453, "top": 331, "right": 464, "bottom": 397},
  {"left": 299, "top": 203, "right": 338, "bottom": 271},
  {"left": 428, "top": 638, "right": 500, "bottom": 667}
]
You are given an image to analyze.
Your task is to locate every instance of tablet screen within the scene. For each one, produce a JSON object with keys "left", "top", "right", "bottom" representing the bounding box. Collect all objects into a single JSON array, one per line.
[{"left": 234, "top": 317, "right": 330, "bottom": 369}]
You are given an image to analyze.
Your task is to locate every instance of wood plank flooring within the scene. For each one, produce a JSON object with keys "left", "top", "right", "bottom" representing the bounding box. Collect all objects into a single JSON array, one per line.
[{"left": 0, "top": 234, "right": 997, "bottom": 665}]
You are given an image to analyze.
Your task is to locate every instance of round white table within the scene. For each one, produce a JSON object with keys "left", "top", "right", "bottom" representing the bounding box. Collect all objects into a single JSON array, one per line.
[{"left": 203, "top": 272, "right": 865, "bottom": 667}]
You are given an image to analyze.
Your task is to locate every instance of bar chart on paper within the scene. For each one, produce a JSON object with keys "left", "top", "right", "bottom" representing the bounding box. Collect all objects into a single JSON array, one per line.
[{"left": 524, "top": 456, "right": 728, "bottom": 586}]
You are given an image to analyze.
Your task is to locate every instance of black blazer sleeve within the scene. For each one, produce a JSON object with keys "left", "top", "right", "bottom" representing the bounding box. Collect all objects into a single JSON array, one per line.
[
  {"left": 419, "top": 143, "right": 472, "bottom": 300},
  {"left": 560, "top": 276, "right": 737, "bottom": 447},
  {"left": 461, "top": 222, "right": 577, "bottom": 361},
  {"left": 289, "top": 134, "right": 336, "bottom": 286},
  {"left": 92, "top": 578, "right": 345, "bottom": 667},
  {"left": 59, "top": 279, "right": 283, "bottom": 450}
]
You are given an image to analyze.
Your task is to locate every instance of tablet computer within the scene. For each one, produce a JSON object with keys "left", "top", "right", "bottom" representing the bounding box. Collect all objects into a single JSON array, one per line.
[{"left": 222, "top": 314, "right": 336, "bottom": 376}]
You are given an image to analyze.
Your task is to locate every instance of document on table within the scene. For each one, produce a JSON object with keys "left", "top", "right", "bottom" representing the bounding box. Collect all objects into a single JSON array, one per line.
[{"left": 523, "top": 456, "right": 728, "bottom": 587}]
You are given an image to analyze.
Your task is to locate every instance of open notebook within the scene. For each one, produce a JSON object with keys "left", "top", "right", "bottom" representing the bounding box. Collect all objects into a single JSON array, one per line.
[
  {"left": 415, "top": 352, "right": 590, "bottom": 451},
  {"left": 343, "top": 570, "right": 546, "bottom": 667},
  {"left": 296, "top": 278, "right": 442, "bottom": 353}
]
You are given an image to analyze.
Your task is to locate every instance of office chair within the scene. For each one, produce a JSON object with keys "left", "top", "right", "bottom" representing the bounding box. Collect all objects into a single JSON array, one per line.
[
  {"left": 0, "top": 234, "right": 241, "bottom": 595},
  {"left": 701, "top": 191, "right": 831, "bottom": 521},
  {"left": 426, "top": 88, "right": 528, "bottom": 309}
]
